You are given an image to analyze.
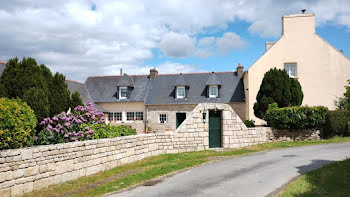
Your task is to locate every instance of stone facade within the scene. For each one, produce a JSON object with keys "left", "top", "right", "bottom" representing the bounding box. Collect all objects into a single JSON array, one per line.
[
  {"left": 0, "top": 103, "right": 321, "bottom": 196},
  {"left": 147, "top": 104, "right": 197, "bottom": 132},
  {"left": 266, "top": 128, "right": 321, "bottom": 141}
]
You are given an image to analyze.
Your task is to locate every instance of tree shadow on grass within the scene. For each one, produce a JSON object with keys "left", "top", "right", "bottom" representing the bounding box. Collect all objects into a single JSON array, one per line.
[{"left": 289, "top": 159, "right": 350, "bottom": 197}]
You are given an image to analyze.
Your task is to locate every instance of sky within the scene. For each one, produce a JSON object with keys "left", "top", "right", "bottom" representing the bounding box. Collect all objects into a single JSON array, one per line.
[{"left": 0, "top": 0, "right": 350, "bottom": 82}]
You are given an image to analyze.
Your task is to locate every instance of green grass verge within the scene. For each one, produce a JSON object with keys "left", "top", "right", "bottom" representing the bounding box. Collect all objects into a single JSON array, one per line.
[
  {"left": 280, "top": 158, "right": 350, "bottom": 197},
  {"left": 23, "top": 137, "right": 350, "bottom": 197}
]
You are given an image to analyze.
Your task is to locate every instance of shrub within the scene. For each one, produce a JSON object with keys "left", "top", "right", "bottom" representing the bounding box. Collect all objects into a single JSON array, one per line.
[
  {"left": 323, "top": 110, "right": 350, "bottom": 138},
  {"left": 243, "top": 120, "right": 255, "bottom": 127},
  {"left": 36, "top": 101, "right": 105, "bottom": 145},
  {"left": 254, "top": 68, "right": 303, "bottom": 119},
  {"left": 91, "top": 124, "right": 137, "bottom": 139},
  {"left": 0, "top": 98, "right": 37, "bottom": 149},
  {"left": 265, "top": 103, "right": 327, "bottom": 130}
]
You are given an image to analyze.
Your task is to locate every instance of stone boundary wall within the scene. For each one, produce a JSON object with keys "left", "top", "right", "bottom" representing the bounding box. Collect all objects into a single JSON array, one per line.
[
  {"left": 265, "top": 127, "right": 321, "bottom": 141},
  {"left": 0, "top": 103, "right": 320, "bottom": 196}
]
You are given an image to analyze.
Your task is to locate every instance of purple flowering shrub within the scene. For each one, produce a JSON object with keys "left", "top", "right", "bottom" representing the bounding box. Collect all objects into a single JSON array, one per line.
[{"left": 36, "top": 101, "right": 105, "bottom": 145}]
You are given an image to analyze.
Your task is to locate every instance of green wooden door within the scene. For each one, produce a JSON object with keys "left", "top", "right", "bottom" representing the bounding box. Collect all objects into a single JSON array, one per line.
[
  {"left": 209, "top": 111, "right": 222, "bottom": 148},
  {"left": 176, "top": 113, "right": 186, "bottom": 128}
]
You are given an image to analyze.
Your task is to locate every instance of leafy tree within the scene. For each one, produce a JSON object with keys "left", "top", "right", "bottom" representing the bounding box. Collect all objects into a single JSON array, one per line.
[
  {"left": 23, "top": 87, "right": 50, "bottom": 121},
  {"left": 344, "top": 80, "right": 350, "bottom": 112},
  {"left": 49, "top": 73, "right": 71, "bottom": 116},
  {"left": 254, "top": 68, "right": 303, "bottom": 119},
  {"left": 70, "top": 91, "right": 84, "bottom": 109},
  {"left": 0, "top": 57, "right": 78, "bottom": 121}
]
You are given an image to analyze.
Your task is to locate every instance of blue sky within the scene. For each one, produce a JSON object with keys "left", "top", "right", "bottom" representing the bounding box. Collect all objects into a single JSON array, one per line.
[{"left": 0, "top": 0, "right": 349, "bottom": 82}]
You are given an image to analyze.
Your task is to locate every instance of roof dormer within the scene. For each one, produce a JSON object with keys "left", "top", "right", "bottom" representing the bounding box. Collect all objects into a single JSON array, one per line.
[
  {"left": 174, "top": 73, "right": 189, "bottom": 99},
  {"left": 116, "top": 74, "right": 134, "bottom": 100},
  {"left": 205, "top": 72, "right": 221, "bottom": 98}
]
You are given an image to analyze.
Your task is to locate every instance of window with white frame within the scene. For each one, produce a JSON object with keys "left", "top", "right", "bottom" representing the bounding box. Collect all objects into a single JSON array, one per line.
[
  {"left": 176, "top": 86, "right": 185, "bottom": 99},
  {"left": 126, "top": 112, "right": 135, "bottom": 121},
  {"left": 108, "top": 113, "right": 113, "bottom": 121},
  {"left": 135, "top": 112, "right": 144, "bottom": 120},
  {"left": 284, "top": 63, "right": 297, "bottom": 78},
  {"left": 115, "top": 112, "right": 122, "bottom": 121},
  {"left": 119, "top": 87, "right": 128, "bottom": 99},
  {"left": 209, "top": 85, "right": 218, "bottom": 98},
  {"left": 159, "top": 114, "right": 167, "bottom": 123}
]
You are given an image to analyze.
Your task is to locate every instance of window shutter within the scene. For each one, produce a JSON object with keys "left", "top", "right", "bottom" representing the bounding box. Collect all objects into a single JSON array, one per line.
[
  {"left": 127, "top": 87, "right": 133, "bottom": 99},
  {"left": 116, "top": 87, "right": 119, "bottom": 99}
]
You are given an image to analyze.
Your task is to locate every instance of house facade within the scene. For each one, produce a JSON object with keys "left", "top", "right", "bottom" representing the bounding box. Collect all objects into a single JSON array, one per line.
[
  {"left": 244, "top": 11, "right": 350, "bottom": 124},
  {"left": 66, "top": 68, "right": 245, "bottom": 133}
]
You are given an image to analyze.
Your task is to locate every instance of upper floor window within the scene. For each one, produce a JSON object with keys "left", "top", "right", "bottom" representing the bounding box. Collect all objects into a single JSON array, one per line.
[
  {"left": 119, "top": 87, "right": 128, "bottom": 99},
  {"left": 176, "top": 86, "right": 185, "bottom": 99},
  {"left": 209, "top": 85, "right": 218, "bottom": 98},
  {"left": 284, "top": 63, "right": 297, "bottom": 78}
]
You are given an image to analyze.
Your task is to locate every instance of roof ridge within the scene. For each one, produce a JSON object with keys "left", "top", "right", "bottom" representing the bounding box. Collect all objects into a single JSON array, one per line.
[
  {"left": 87, "top": 71, "right": 235, "bottom": 79},
  {"left": 65, "top": 79, "right": 85, "bottom": 85}
]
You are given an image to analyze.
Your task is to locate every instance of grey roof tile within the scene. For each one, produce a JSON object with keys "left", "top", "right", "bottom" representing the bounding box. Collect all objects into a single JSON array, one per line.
[
  {"left": 85, "top": 75, "right": 149, "bottom": 103},
  {"left": 116, "top": 74, "right": 134, "bottom": 87},
  {"left": 174, "top": 74, "right": 189, "bottom": 86},
  {"left": 145, "top": 72, "right": 244, "bottom": 105},
  {"left": 206, "top": 72, "right": 222, "bottom": 85}
]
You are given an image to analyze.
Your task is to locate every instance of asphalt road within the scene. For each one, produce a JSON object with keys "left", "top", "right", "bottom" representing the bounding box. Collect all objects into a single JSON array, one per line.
[{"left": 110, "top": 142, "right": 350, "bottom": 197}]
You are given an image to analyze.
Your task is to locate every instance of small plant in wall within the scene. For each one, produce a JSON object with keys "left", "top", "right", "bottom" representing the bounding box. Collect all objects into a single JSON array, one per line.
[{"left": 147, "top": 126, "right": 152, "bottom": 134}]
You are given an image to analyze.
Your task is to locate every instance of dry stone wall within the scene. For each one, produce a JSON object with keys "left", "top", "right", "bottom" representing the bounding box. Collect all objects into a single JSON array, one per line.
[{"left": 0, "top": 103, "right": 320, "bottom": 196}]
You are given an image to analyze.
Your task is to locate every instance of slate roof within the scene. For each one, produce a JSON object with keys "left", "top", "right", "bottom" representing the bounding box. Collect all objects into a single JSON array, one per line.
[
  {"left": 174, "top": 74, "right": 189, "bottom": 87},
  {"left": 145, "top": 72, "right": 244, "bottom": 105},
  {"left": 85, "top": 75, "right": 149, "bottom": 103},
  {"left": 66, "top": 71, "right": 245, "bottom": 108},
  {"left": 116, "top": 74, "right": 134, "bottom": 87},
  {"left": 206, "top": 72, "right": 222, "bottom": 85}
]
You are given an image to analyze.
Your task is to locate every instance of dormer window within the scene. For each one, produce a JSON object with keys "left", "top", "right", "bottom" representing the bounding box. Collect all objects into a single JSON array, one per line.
[
  {"left": 209, "top": 85, "right": 218, "bottom": 98},
  {"left": 176, "top": 86, "right": 185, "bottom": 99},
  {"left": 119, "top": 87, "right": 128, "bottom": 99}
]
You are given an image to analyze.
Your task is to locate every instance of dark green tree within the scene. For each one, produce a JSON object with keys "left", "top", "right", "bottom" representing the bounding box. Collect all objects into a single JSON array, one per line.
[
  {"left": 49, "top": 73, "right": 71, "bottom": 116},
  {"left": 254, "top": 68, "right": 303, "bottom": 119},
  {"left": 70, "top": 91, "right": 84, "bottom": 109},
  {"left": 0, "top": 57, "right": 51, "bottom": 120},
  {"left": 0, "top": 57, "right": 76, "bottom": 121},
  {"left": 23, "top": 87, "right": 50, "bottom": 121}
]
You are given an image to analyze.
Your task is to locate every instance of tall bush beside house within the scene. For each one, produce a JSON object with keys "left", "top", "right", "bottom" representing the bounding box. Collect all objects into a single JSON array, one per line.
[
  {"left": 323, "top": 110, "right": 350, "bottom": 138},
  {"left": 253, "top": 68, "right": 303, "bottom": 119},
  {"left": 265, "top": 103, "right": 327, "bottom": 129},
  {"left": 0, "top": 98, "right": 37, "bottom": 149},
  {"left": 0, "top": 57, "right": 84, "bottom": 122}
]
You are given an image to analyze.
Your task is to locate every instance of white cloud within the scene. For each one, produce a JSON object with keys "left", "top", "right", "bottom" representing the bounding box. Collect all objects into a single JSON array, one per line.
[
  {"left": 216, "top": 32, "right": 246, "bottom": 54},
  {"left": 0, "top": 0, "right": 349, "bottom": 81},
  {"left": 160, "top": 32, "right": 195, "bottom": 58}
]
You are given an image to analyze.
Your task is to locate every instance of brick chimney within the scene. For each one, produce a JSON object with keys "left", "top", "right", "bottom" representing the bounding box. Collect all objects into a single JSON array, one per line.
[
  {"left": 149, "top": 67, "right": 158, "bottom": 79},
  {"left": 236, "top": 63, "right": 244, "bottom": 77},
  {"left": 265, "top": 41, "right": 275, "bottom": 51},
  {"left": 120, "top": 68, "right": 123, "bottom": 76}
]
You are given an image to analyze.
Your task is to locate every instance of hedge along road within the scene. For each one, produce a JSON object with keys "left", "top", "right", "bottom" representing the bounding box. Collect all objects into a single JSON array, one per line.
[{"left": 110, "top": 142, "right": 350, "bottom": 197}]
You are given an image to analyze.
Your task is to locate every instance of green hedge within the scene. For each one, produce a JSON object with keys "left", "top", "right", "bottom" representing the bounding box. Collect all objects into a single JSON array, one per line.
[
  {"left": 0, "top": 98, "right": 37, "bottom": 149},
  {"left": 265, "top": 103, "right": 328, "bottom": 130},
  {"left": 323, "top": 110, "right": 350, "bottom": 138},
  {"left": 91, "top": 124, "right": 137, "bottom": 139}
]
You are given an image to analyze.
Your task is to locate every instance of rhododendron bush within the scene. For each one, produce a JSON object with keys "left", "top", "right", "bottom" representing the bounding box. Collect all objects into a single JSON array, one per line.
[{"left": 36, "top": 101, "right": 107, "bottom": 145}]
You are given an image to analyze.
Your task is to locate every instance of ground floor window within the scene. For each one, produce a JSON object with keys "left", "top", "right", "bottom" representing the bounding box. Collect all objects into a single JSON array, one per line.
[
  {"left": 115, "top": 112, "right": 122, "bottom": 121},
  {"left": 108, "top": 113, "right": 113, "bottom": 121},
  {"left": 159, "top": 114, "right": 167, "bottom": 123},
  {"left": 127, "top": 112, "right": 135, "bottom": 121},
  {"left": 136, "top": 112, "right": 144, "bottom": 120}
]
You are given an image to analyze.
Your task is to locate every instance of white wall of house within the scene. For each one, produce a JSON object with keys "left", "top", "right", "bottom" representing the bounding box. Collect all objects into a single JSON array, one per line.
[
  {"left": 98, "top": 102, "right": 146, "bottom": 133},
  {"left": 245, "top": 13, "right": 350, "bottom": 124}
]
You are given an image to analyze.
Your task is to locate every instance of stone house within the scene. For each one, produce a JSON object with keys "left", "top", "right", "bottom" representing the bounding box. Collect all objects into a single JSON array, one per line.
[{"left": 66, "top": 68, "right": 245, "bottom": 133}]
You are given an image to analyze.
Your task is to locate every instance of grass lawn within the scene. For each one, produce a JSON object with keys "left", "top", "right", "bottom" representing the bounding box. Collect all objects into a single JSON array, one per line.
[
  {"left": 23, "top": 137, "right": 350, "bottom": 197},
  {"left": 280, "top": 158, "right": 350, "bottom": 197}
]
